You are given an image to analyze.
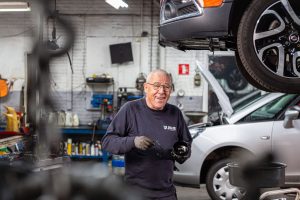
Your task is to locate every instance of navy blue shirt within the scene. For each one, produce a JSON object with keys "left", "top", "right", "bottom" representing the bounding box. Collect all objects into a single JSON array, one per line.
[{"left": 101, "top": 98, "right": 192, "bottom": 198}]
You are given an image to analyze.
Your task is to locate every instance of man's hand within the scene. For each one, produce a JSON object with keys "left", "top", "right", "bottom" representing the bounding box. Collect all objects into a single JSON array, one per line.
[{"left": 134, "top": 136, "right": 154, "bottom": 150}]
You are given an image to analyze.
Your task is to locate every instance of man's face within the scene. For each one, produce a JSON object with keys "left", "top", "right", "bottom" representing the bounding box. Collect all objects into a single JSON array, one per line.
[{"left": 144, "top": 73, "right": 172, "bottom": 110}]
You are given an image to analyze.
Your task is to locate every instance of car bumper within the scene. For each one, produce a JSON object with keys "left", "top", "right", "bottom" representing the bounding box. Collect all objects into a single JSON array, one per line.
[
  {"left": 159, "top": 2, "right": 232, "bottom": 44},
  {"left": 174, "top": 171, "right": 200, "bottom": 186}
]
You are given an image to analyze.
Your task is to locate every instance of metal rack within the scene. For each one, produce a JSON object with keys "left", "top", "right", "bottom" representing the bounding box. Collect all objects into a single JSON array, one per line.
[
  {"left": 260, "top": 188, "right": 300, "bottom": 200},
  {"left": 61, "top": 127, "right": 108, "bottom": 162}
]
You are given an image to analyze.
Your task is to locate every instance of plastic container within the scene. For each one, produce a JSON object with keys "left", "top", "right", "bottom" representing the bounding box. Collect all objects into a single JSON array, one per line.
[
  {"left": 72, "top": 114, "right": 79, "bottom": 126},
  {"left": 67, "top": 138, "right": 72, "bottom": 155},
  {"left": 111, "top": 155, "right": 125, "bottom": 176},
  {"left": 65, "top": 112, "right": 73, "bottom": 127},
  {"left": 3, "top": 106, "right": 20, "bottom": 132}
]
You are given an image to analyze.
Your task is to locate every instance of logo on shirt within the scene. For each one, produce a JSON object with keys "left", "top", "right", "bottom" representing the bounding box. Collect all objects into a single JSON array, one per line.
[{"left": 163, "top": 125, "right": 177, "bottom": 132}]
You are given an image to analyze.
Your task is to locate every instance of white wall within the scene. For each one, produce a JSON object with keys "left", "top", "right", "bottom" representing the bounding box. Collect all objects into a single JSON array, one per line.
[{"left": 0, "top": 0, "right": 208, "bottom": 124}]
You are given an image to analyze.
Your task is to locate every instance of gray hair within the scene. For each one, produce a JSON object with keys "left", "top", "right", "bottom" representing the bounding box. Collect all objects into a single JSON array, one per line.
[{"left": 146, "top": 69, "right": 172, "bottom": 83}]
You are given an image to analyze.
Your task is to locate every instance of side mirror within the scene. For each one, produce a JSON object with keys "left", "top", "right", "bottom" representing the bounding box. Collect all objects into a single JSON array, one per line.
[{"left": 283, "top": 106, "right": 300, "bottom": 128}]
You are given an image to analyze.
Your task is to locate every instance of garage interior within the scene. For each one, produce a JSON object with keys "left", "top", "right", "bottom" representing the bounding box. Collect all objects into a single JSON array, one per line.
[{"left": 0, "top": 0, "right": 298, "bottom": 200}]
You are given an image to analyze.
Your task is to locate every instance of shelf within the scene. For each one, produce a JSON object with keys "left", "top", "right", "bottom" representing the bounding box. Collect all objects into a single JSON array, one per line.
[
  {"left": 86, "top": 82, "right": 114, "bottom": 85},
  {"left": 69, "top": 155, "right": 103, "bottom": 159},
  {"left": 1, "top": 127, "right": 107, "bottom": 136},
  {"left": 0, "top": 129, "right": 23, "bottom": 139},
  {"left": 62, "top": 127, "right": 109, "bottom": 162},
  {"left": 0, "top": 127, "right": 106, "bottom": 135},
  {"left": 61, "top": 127, "right": 106, "bottom": 135},
  {"left": 67, "top": 153, "right": 109, "bottom": 162}
]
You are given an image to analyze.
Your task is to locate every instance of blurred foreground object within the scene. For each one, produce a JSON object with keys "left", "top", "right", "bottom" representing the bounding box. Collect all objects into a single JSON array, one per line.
[
  {"left": 0, "top": 161, "right": 143, "bottom": 200},
  {"left": 260, "top": 188, "right": 300, "bottom": 200},
  {"left": 228, "top": 153, "right": 287, "bottom": 200}
]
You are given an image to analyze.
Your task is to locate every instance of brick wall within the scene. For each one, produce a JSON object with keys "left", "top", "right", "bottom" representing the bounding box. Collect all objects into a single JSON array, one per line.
[{"left": 0, "top": 0, "right": 208, "bottom": 125}]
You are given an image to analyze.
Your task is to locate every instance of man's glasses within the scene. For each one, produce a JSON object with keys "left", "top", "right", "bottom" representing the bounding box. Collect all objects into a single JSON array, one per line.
[{"left": 147, "top": 82, "right": 172, "bottom": 92}]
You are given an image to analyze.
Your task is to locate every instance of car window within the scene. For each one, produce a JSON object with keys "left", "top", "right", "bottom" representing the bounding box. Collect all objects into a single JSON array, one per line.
[
  {"left": 240, "top": 94, "right": 297, "bottom": 123},
  {"left": 233, "top": 93, "right": 269, "bottom": 114},
  {"left": 233, "top": 92, "right": 266, "bottom": 113},
  {"left": 208, "top": 91, "right": 265, "bottom": 125}
]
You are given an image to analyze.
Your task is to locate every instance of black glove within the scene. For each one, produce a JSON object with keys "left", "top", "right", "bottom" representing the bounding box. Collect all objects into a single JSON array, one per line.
[
  {"left": 171, "top": 141, "right": 190, "bottom": 164},
  {"left": 134, "top": 136, "right": 154, "bottom": 150}
]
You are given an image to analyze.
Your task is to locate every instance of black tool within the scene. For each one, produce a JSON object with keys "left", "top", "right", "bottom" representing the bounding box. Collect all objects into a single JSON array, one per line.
[{"left": 171, "top": 141, "right": 190, "bottom": 164}]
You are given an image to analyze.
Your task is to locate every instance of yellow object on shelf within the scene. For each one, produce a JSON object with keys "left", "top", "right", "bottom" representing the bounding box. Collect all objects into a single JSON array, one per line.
[
  {"left": 2, "top": 106, "right": 20, "bottom": 132},
  {"left": 67, "top": 138, "right": 72, "bottom": 155}
]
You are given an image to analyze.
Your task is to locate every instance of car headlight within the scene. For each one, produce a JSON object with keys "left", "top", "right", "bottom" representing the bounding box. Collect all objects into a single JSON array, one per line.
[{"left": 189, "top": 125, "right": 206, "bottom": 139}]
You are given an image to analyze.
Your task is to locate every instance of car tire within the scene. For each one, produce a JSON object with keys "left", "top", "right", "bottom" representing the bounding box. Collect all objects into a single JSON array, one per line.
[
  {"left": 237, "top": 0, "right": 300, "bottom": 93},
  {"left": 206, "top": 158, "right": 246, "bottom": 200},
  {"left": 235, "top": 52, "right": 274, "bottom": 92}
]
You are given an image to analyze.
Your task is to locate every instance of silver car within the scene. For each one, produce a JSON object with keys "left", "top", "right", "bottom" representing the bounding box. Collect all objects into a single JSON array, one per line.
[
  {"left": 159, "top": 0, "right": 300, "bottom": 93},
  {"left": 174, "top": 63, "right": 300, "bottom": 200}
]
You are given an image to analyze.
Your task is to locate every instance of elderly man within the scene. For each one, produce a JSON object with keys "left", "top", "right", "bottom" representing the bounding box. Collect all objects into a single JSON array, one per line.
[{"left": 101, "top": 69, "right": 192, "bottom": 200}]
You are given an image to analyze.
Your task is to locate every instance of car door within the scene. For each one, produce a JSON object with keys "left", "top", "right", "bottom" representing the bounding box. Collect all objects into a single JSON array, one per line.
[
  {"left": 272, "top": 120, "right": 300, "bottom": 184},
  {"left": 238, "top": 94, "right": 298, "bottom": 162},
  {"left": 271, "top": 96, "right": 300, "bottom": 184}
]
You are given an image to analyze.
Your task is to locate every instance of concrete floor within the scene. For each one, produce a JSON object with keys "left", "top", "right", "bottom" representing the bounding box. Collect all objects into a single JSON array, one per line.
[
  {"left": 176, "top": 185, "right": 211, "bottom": 200},
  {"left": 175, "top": 185, "right": 299, "bottom": 200}
]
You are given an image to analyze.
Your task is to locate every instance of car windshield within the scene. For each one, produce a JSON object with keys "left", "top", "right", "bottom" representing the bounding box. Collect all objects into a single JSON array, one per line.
[
  {"left": 232, "top": 92, "right": 269, "bottom": 114},
  {"left": 240, "top": 94, "right": 298, "bottom": 122},
  {"left": 208, "top": 91, "right": 266, "bottom": 125}
]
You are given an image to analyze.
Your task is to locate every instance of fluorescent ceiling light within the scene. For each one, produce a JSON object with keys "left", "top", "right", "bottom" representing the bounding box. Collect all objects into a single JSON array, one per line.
[
  {"left": 0, "top": 2, "right": 31, "bottom": 12},
  {"left": 105, "top": 0, "right": 128, "bottom": 9}
]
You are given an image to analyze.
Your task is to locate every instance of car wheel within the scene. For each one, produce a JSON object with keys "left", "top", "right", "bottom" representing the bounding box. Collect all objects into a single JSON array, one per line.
[
  {"left": 237, "top": 0, "right": 300, "bottom": 93},
  {"left": 206, "top": 158, "right": 246, "bottom": 200}
]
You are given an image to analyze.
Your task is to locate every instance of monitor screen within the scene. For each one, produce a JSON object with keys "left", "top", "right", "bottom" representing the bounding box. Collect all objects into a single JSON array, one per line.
[{"left": 109, "top": 42, "right": 133, "bottom": 64}]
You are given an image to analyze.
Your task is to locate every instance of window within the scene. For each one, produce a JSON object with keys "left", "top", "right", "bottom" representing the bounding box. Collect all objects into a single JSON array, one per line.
[
  {"left": 241, "top": 94, "right": 297, "bottom": 122},
  {"left": 233, "top": 91, "right": 267, "bottom": 113}
]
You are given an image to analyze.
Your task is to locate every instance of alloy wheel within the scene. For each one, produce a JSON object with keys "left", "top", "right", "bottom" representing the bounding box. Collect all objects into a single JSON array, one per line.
[{"left": 253, "top": 0, "right": 300, "bottom": 79}]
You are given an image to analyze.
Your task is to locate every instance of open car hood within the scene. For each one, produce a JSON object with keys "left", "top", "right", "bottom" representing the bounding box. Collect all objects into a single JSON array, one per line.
[{"left": 196, "top": 60, "right": 233, "bottom": 117}]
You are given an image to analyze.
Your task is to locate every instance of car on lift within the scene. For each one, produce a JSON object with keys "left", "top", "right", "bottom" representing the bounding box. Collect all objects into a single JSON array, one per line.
[
  {"left": 159, "top": 0, "right": 300, "bottom": 93},
  {"left": 174, "top": 62, "right": 300, "bottom": 200}
]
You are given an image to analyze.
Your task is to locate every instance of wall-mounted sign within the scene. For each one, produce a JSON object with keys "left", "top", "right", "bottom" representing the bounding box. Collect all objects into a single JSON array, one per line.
[{"left": 178, "top": 64, "right": 190, "bottom": 75}]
